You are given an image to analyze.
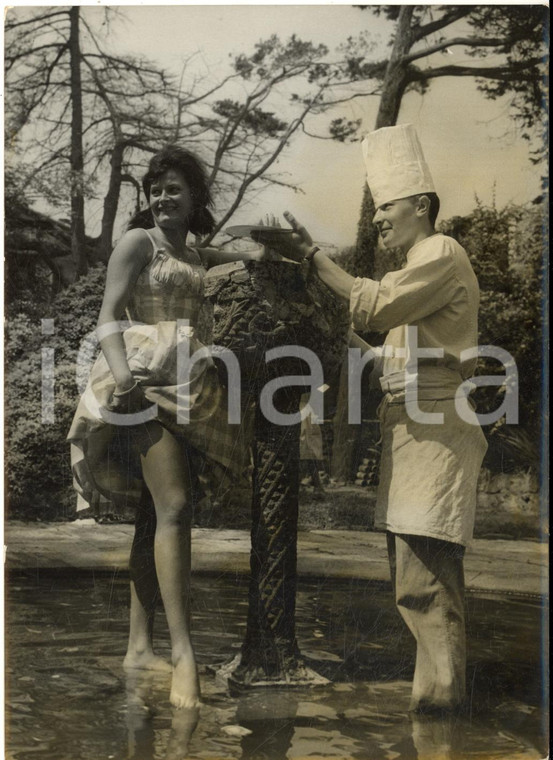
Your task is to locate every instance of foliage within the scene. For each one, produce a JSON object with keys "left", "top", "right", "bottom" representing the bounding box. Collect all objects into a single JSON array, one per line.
[
  {"left": 353, "top": 188, "right": 379, "bottom": 279},
  {"left": 332, "top": 245, "right": 356, "bottom": 274},
  {"left": 439, "top": 202, "right": 545, "bottom": 471},
  {"left": 440, "top": 200, "right": 511, "bottom": 291},
  {"left": 5, "top": 267, "right": 107, "bottom": 518},
  {"left": 5, "top": 261, "right": 54, "bottom": 321},
  {"left": 4, "top": 171, "right": 54, "bottom": 311},
  {"left": 464, "top": 5, "right": 549, "bottom": 154},
  {"left": 5, "top": 177, "right": 99, "bottom": 307},
  {"left": 211, "top": 100, "right": 287, "bottom": 137}
]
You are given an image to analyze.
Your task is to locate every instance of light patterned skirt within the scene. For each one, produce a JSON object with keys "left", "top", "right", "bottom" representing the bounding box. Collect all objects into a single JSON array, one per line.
[{"left": 67, "top": 321, "right": 252, "bottom": 517}]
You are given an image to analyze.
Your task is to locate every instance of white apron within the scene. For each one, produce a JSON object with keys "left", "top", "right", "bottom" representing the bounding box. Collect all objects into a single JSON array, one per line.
[{"left": 375, "top": 392, "right": 488, "bottom": 546}]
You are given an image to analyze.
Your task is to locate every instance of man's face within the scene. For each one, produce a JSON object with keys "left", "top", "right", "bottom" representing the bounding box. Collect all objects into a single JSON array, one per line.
[{"left": 372, "top": 197, "right": 419, "bottom": 252}]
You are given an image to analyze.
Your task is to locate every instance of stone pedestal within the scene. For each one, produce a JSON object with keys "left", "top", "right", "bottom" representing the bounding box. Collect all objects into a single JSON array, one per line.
[{"left": 204, "top": 260, "right": 349, "bottom": 686}]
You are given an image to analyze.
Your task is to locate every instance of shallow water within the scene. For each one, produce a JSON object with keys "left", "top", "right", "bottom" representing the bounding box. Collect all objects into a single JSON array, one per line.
[{"left": 5, "top": 571, "right": 548, "bottom": 760}]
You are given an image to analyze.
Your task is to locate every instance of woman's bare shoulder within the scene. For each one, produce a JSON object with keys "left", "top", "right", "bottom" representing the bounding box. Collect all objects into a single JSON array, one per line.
[
  {"left": 111, "top": 228, "right": 154, "bottom": 264},
  {"left": 119, "top": 227, "right": 154, "bottom": 247}
]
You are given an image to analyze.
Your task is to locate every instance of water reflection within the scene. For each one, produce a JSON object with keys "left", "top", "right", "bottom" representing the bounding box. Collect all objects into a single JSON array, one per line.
[
  {"left": 5, "top": 571, "right": 547, "bottom": 760},
  {"left": 120, "top": 670, "right": 201, "bottom": 759},
  {"left": 124, "top": 671, "right": 157, "bottom": 759},
  {"left": 410, "top": 714, "right": 457, "bottom": 760},
  {"left": 237, "top": 693, "right": 298, "bottom": 759}
]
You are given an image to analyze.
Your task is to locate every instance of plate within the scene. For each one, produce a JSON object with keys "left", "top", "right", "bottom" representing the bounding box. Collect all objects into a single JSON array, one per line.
[{"left": 225, "top": 224, "right": 294, "bottom": 239}]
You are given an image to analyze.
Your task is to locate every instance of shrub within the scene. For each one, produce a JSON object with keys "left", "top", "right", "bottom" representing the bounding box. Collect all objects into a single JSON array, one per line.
[
  {"left": 5, "top": 266, "right": 106, "bottom": 518},
  {"left": 440, "top": 201, "right": 545, "bottom": 471}
]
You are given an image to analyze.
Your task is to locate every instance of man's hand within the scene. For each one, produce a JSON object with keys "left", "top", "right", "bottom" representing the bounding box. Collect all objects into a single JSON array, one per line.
[
  {"left": 252, "top": 211, "right": 315, "bottom": 262},
  {"left": 252, "top": 215, "right": 290, "bottom": 262},
  {"left": 283, "top": 211, "right": 313, "bottom": 252}
]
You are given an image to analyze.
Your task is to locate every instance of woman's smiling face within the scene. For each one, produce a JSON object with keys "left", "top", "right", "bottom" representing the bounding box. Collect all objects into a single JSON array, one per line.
[{"left": 149, "top": 169, "right": 193, "bottom": 230}]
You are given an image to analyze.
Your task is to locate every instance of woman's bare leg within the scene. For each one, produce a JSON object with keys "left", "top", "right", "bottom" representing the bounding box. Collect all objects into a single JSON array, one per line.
[
  {"left": 124, "top": 487, "right": 171, "bottom": 672},
  {"left": 138, "top": 423, "right": 200, "bottom": 708}
]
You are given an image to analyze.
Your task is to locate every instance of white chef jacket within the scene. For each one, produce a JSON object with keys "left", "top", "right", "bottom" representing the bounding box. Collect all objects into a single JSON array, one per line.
[
  {"left": 350, "top": 234, "right": 481, "bottom": 396},
  {"left": 349, "top": 233, "right": 487, "bottom": 545}
]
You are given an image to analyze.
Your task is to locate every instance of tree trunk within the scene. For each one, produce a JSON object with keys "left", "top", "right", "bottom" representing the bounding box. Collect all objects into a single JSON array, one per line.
[
  {"left": 354, "top": 6, "right": 415, "bottom": 279},
  {"left": 375, "top": 5, "right": 414, "bottom": 129},
  {"left": 69, "top": 6, "right": 87, "bottom": 278},
  {"left": 97, "top": 141, "right": 125, "bottom": 262}
]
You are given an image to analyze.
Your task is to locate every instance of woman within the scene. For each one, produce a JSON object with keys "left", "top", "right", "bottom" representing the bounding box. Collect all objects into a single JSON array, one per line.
[{"left": 68, "top": 146, "right": 277, "bottom": 708}]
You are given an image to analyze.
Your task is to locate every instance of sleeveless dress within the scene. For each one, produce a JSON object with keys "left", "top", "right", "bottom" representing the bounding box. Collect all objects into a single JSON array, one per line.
[{"left": 67, "top": 230, "right": 252, "bottom": 517}]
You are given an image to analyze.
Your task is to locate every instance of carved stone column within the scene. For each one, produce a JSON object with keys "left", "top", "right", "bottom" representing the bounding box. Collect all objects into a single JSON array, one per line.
[{"left": 204, "top": 260, "right": 349, "bottom": 686}]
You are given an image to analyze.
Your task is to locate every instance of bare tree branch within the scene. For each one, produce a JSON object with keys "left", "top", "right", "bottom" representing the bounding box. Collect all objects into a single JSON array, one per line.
[
  {"left": 413, "top": 8, "right": 472, "bottom": 42},
  {"left": 204, "top": 89, "right": 323, "bottom": 242},
  {"left": 412, "top": 58, "right": 544, "bottom": 83},
  {"left": 5, "top": 43, "right": 69, "bottom": 69},
  {"left": 403, "top": 35, "right": 512, "bottom": 64},
  {"left": 4, "top": 9, "right": 69, "bottom": 31}
]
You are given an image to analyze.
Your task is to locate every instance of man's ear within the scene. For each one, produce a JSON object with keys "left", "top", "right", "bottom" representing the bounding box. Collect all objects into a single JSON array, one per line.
[{"left": 415, "top": 194, "right": 431, "bottom": 218}]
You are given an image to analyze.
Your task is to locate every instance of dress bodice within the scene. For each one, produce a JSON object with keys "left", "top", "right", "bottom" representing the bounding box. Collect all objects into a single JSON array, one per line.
[
  {"left": 126, "top": 238, "right": 206, "bottom": 325},
  {"left": 69, "top": 229, "right": 252, "bottom": 519}
]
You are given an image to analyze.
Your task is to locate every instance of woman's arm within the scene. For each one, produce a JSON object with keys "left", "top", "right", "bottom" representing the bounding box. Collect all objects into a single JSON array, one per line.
[
  {"left": 97, "top": 229, "right": 151, "bottom": 392},
  {"left": 195, "top": 245, "right": 266, "bottom": 269}
]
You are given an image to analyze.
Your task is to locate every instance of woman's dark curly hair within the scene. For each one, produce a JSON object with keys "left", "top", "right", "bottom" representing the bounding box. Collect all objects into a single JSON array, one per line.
[{"left": 128, "top": 145, "right": 215, "bottom": 235}]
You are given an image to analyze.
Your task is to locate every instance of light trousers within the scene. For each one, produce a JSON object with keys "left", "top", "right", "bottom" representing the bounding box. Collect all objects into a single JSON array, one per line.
[{"left": 387, "top": 531, "right": 466, "bottom": 712}]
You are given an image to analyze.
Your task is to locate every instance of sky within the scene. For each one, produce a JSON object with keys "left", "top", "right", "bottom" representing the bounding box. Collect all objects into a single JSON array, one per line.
[{"left": 6, "top": 3, "right": 546, "bottom": 248}]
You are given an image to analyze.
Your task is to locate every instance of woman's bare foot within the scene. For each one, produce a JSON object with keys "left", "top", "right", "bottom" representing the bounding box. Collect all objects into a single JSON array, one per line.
[
  {"left": 170, "top": 654, "right": 201, "bottom": 709},
  {"left": 123, "top": 650, "right": 172, "bottom": 672}
]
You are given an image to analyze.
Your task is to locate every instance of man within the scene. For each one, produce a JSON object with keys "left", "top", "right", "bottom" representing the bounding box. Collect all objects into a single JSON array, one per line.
[{"left": 264, "top": 124, "right": 488, "bottom": 713}]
